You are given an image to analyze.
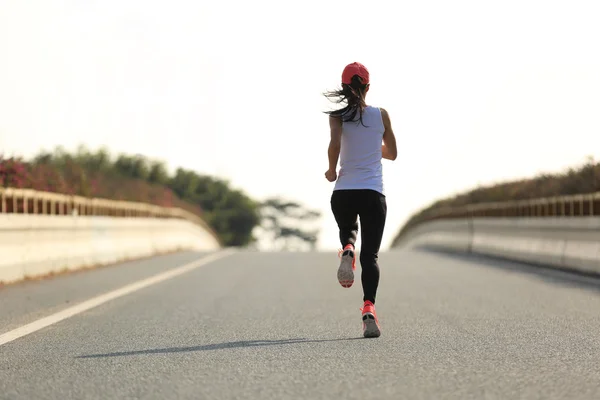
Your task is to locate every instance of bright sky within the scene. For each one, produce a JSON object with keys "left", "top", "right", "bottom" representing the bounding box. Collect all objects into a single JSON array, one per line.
[{"left": 1, "top": 0, "right": 600, "bottom": 251}]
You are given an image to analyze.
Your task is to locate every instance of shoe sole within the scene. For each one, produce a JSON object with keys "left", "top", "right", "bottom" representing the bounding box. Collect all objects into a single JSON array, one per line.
[
  {"left": 362, "top": 313, "right": 381, "bottom": 338},
  {"left": 337, "top": 250, "right": 355, "bottom": 288}
]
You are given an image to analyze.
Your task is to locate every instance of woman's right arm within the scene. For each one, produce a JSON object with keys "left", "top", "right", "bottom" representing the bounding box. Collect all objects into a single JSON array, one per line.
[
  {"left": 381, "top": 108, "right": 397, "bottom": 161},
  {"left": 325, "top": 115, "right": 343, "bottom": 182}
]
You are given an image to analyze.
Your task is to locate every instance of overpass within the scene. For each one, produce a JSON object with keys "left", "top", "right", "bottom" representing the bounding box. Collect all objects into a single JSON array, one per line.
[{"left": 1, "top": 188, "right": 599, "bottom": 399}]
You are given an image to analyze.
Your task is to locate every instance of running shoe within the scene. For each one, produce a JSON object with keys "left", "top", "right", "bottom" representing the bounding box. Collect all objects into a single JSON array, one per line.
[
  {"left": 337, "top": 244, "right": 356, "bottom": 288},
  {"left": 361, "top": 300, "right": 381, "bottom": 338}
]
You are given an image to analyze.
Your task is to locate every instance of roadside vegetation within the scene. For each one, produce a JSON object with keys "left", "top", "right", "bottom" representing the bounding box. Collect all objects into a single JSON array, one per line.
[{"left": 0, "top": 146, "right": 321, "bottom": 249}]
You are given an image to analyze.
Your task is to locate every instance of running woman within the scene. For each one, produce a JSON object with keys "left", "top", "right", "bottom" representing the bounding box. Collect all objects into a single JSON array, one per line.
[{"left": 323, "top": 62, "right": 397, "bottom": 338}]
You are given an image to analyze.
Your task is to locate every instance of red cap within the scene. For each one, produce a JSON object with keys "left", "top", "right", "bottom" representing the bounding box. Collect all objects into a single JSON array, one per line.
[{"left": 342, "top": 62, "right": 369, "bottom": 85}]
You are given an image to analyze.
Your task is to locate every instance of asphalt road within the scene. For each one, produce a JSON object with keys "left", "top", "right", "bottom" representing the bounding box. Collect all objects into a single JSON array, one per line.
[{"left": 2, "top": 248, "right": 600, "bottom": 399}]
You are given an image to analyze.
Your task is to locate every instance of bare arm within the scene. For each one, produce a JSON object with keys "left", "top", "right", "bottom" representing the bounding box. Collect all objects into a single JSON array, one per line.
[
  {"left": 328, "top": 115, "right": 342, "bottom": 171},
  {"left": 381, "top": 108, "right": 397, "bottom": 161}
]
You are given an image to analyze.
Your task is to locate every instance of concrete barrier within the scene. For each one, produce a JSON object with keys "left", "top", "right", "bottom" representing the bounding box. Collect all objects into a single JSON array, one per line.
[
  {"left": 392, "top": 217, "right": 600, "bottom": 276},
  {"left": 393, "top": 219, "right": 473, "bottom": 253},
  {"left": 0, "top": 214, "right": 221, "bottom": 284}
]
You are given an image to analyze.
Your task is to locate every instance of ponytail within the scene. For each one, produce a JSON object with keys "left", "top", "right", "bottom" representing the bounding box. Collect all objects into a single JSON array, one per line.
[{"left": 323, "top": 75, "right": 369, "bottom": 126}]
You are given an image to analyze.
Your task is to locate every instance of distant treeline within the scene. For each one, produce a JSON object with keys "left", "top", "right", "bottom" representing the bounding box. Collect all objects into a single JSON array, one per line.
[
  {"left": 0, "top": 146, "right": 259, "bottom": 247},
  {"left": 392, "top": 156, "right": 600, "bottom": 243}
]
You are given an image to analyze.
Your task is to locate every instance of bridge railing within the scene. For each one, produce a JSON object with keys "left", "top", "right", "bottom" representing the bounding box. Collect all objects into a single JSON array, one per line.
[
  {"left": 412, "top": 191, "right": 600, "bottom": 223},
  {"left": 395, "top": 191, "right": 600, "bottom": 244},
  {"left": 393, "top": 191, "right": 600, "bottom": 276},
  {"left": 0, "top": 187, "right": 218, "bottom": 242}
]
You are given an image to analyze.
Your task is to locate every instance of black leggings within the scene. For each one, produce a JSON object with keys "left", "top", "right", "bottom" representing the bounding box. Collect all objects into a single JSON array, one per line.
[{"left": 330, "top": 189, "right": 387, "bottom": 304}]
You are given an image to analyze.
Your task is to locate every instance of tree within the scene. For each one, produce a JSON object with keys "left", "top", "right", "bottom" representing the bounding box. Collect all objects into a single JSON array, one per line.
[
  {"left": 74, "top": 146, "right": 112, "bottom": 173},
  {"left": 114, "top": 154, "right": 150, "bottom": 180},
  {"left": 148, "top": 160, "right": 169, "bottom": 185},
  {"left": 167, "top": 168, "right": 260, "bottom": 247},
  {"left": 169, "top": 168, "right": 199, "bottom": 199},
  {"left": 257, "top": 197, "right": 322, "bottom": 251}
]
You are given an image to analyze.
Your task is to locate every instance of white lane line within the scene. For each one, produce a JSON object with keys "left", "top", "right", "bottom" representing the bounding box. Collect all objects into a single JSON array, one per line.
[{"left": 0, "top": 249, "right": 236, "bottom": 347}]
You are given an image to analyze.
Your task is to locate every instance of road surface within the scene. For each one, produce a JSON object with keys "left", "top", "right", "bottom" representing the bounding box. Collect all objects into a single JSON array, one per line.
[{"left": 1, "top": 248, "right": 600, "bottom": 399}]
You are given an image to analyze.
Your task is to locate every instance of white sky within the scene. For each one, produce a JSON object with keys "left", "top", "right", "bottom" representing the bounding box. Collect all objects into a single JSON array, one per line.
[{"left": 1, "top": 0, "right": 600, "bottom": 251}]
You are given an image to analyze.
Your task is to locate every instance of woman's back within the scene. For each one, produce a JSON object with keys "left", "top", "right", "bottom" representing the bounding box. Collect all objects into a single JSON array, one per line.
[{"left": 334, "top": 105, "right": 385, "bottom": 194}]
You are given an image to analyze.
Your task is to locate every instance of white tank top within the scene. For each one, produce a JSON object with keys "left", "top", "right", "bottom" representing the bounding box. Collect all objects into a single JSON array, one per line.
[{"left": 334, "top": 105, "right": 385, "bottom": 195}]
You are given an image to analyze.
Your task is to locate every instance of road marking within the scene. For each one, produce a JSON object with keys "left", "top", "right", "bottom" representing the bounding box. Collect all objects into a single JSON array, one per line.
[{"left": 0, "top": 249, "right": 236, "bottom": 347}]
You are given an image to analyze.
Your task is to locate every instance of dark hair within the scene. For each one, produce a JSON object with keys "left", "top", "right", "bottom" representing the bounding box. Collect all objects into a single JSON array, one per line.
[{"left": 323, "top": 75, "right": 369, "bottom": 126}]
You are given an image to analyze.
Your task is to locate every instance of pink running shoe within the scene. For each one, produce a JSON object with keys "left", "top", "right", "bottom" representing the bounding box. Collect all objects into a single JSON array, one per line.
[
  {"left": 361, "top": 300, "right": 381, "bottom": 338},
  {"left": 337, "top": 244, "right": 356, "bottom": 288}
]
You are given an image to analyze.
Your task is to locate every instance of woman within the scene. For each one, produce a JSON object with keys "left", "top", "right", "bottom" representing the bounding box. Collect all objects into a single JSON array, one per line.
[{"left": 323, "top": 62, "right": 397, "bottom": 338}]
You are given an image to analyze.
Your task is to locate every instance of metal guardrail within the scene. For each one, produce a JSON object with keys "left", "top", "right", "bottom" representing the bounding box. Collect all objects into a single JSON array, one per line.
[{"left": 0, "top": 187, "right": 220, "bottom": 243}]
